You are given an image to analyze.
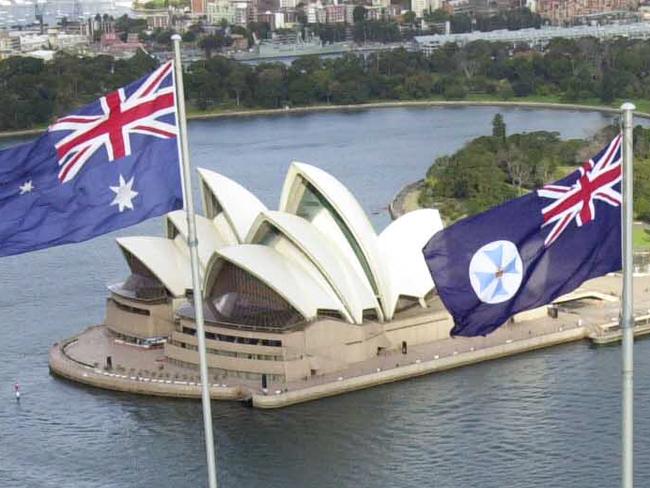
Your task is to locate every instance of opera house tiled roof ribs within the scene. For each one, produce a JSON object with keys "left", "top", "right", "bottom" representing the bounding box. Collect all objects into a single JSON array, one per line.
[{"left": 100, "top": 161, "right": 445, "bottom": 382}]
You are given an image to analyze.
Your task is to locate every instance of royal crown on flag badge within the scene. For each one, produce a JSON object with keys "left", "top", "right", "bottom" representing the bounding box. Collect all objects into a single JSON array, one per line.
[
  {"left": 49, "top": 61, "right": 177, "bottom": 183},
  {"left": 537, "top": 134, "right": 622, "bottom": 247}
]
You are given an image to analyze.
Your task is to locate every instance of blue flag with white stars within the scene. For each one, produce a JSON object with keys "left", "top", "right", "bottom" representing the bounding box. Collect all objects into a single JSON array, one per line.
[
  {"left": 422, "top": 136, "right": 623, "bottom": 337},
  {"left": 0, "top": 61, "right": 183, "bottom": 258}
]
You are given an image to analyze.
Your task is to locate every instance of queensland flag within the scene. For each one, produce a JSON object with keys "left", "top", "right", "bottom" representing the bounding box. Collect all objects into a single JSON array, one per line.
[
  {"left": 423, "top": 135, "right": 623, "bottom": 337},
  {"left": 0, "top": 61, "right": 183, "bottom": 258}
]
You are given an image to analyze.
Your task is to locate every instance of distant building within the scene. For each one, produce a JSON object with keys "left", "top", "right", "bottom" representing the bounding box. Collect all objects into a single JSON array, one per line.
[
  {"left": 537, "top": 0, "right": 638, "bottom": 24},
  {"left": 206, "top": 0, "right": 253, "bottom": 25},
  {"left": 345, "top": 4, "right": 356, "bottom": 23},
  {"left": 99, "top": 32, "right": 144, "bottom": 59},
  {"left": 192, "top": 0, "right": 207, "bottom": 14},
  {"left": 411, "top": 0, "right": 442, "bottom": 18},
  {"left": 366, "top": 5, "right": 387, "bottom": 20},
  {"left": 307, "top": 2, "right": 326, "bottom": 23},
  {"left": 143, "top": 10, "right": 172, "bottom": 30},
  {"left": 274, "top": 11, "right": 286, "bottom": 28},
  {"left": 446, "top": 0, "right": 472, "bottom": 14},
  {"left": 0, "top": 31, "right": 20, "bottom": 59},
  {"left": 207, "top": 0, "right": 235, "bottom": 25},
  {"left": 233, "top": 1, "right": 251, "bottom": 25},
  {"left": 415, "top": 22, "right": 650, "bottom": 53},
  {"left": 18, "top": 33, "right": 49, "bottom": 52},
  {"left": 50, "top": 33, "right": 89, "bottom": 50},
  {"left": 325, "top": 4, "right": 347, "bottom": 23},
  {"left": 257, "top": 10, "right": 286, "bottom": 28},
  {"left": 229, "top": 33, "right": 249, "bottom": 50}
]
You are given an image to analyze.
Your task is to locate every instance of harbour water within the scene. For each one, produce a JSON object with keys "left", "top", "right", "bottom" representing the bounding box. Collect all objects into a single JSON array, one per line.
[{"left": 2, "top": 106, "right": 650, "bottom": 487}]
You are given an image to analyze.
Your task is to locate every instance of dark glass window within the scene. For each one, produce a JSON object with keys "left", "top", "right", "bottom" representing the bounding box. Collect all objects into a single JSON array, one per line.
[
  {"left": 208, "top": 262, "right": 304, "bottom": 328},
  {"left": 120, "top": 251, "right": 168, "bottom": 300}
]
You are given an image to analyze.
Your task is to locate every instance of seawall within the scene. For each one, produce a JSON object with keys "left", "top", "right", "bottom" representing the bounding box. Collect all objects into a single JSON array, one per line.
[
  {"left": 49, "top": 322, "right": 590, "bottom": 407},
  {"left": 49, "top": 330, "right": 248, "bottom": 401},
  {"left": 253, "top": 326, "right": 587, "bottom": 408}
]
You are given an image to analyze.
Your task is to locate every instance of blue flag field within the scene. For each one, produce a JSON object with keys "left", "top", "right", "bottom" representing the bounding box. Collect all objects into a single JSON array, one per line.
[
  {"left": 423, "top": 135, "right": 623, "bottom": 337},
  {"left": 0, "top": 61, "right": 183, "bottom": 258}
]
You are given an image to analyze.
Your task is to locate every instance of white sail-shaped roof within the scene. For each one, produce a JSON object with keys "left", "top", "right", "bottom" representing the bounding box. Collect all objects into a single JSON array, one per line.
[
  {"left": 378, "top": 209, "right": 443, "bottom": 314},
  {"left": 208, "top": 244, "right": 350, "bottom": 322},
  {"left": 116, "top": 236, "right": 191, "bottom": 297},
  {"left": 198, "top": 168, "right": 266, "bottom": 243},
  {"left": 280, "top": 162, "right": 396, "bottom": 320},
  {"left": 114, "top": 162, "right": 446, "bottom": 325},
  {"left": 164, "top": 210, "right": 227, "bottom": 266},
  {"left": 246, "top": 211, "right": 381, "bottom": 324}
]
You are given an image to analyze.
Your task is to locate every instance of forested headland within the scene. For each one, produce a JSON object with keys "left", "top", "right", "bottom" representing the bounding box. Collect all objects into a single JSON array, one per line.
[
  {"left": 4, "top": 35, "right": 650, "bottom": 131},
  {"left": 418, "top": 115, "right": 650, "bottom": 229}
]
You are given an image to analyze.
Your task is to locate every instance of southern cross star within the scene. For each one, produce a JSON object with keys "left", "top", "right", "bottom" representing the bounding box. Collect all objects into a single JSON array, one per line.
[
  {"left": 110, "top": 174, "right": 138, "bottom": 212},
  {"left": 19, "top": 180, "right": 34, "bottom": 194}
]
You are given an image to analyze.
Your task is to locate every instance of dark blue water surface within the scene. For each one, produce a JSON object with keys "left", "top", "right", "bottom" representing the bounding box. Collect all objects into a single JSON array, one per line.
[{"left": 2, "top": 106, "right": 649, "bottom": 488}]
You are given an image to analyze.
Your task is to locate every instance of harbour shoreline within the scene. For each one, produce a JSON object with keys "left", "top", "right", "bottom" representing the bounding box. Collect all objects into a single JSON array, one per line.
[{"left": 3, "top": 99, "right": 648, "bottom": 140}]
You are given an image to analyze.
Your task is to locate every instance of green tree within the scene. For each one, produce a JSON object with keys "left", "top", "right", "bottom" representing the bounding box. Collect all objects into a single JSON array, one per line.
[
  {"left": 424, "top": 9, "right": 450, "bottom": 23},
  {"left": 199, "top": 33, "right": 225, "bottom": 59},
  {"left": 226, "top": 64, "right": 249, "bottom": 106},
  {"left": 353, "top": 6, "right": 367, "bottom": 24},
  {"left": 402, "top": 11, "right": 416, "bottom": 25},
  {"left": 182, "top": 30, "right": 197, "bottom": 43},
  {"left": 254, "top": 65, "right": 286, "bottom": 107},
  {"left": 492, "top": 113, "right": 506, "bottom": 144}
]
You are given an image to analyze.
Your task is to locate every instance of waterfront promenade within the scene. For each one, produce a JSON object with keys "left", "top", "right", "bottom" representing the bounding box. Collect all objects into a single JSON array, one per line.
[{"left": 49, "top": 273, "right": 650, "bottom": 408}]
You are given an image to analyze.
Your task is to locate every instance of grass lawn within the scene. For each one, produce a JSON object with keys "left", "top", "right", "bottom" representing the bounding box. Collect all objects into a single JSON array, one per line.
[{"left": 633, "top": 224, "right": 650, "bottom": 250}]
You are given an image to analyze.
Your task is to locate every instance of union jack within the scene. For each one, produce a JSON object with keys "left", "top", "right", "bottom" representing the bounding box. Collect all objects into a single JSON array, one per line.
[
  {"left": 537, "top": 134, "right": 622, "bottom": 247},
  {"left": 49, "top": 61, "right": 177, "bottom": 183}
]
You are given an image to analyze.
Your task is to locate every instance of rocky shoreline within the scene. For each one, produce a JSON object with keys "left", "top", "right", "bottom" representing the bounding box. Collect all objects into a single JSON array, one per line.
[{"left": 389, "top": 179, "right": 424, "bottom": 220}]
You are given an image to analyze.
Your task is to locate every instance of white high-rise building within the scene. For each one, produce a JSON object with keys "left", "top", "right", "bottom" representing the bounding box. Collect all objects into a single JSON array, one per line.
[
  {"left": 411, "top": 0, "right": 441, "bottom": 17},
  {"left": 207, "top": 0, "right": 234, "bottom": 25},
  {"left": 306, "top": 1, "right": 326, "bottom": 24}
]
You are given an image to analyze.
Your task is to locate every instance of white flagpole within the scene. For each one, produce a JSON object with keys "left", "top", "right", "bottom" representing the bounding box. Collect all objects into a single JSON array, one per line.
[
  {"left": 171, "top": 34, "right": 218, "bottom": 488},
  {"left": 621, "top": 102, "right": 635, "bottom": 488}
]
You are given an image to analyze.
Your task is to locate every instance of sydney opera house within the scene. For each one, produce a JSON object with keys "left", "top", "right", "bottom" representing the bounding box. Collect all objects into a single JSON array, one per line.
[{"left": 102, "top": 161, "right": 451, "bottom": 384}]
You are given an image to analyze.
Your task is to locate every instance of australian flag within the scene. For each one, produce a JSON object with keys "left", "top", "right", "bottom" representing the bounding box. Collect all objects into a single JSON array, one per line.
[
  {"left": 0, "top": 61, "right": 183, "bottom": 258},
  {"left": 423, "top": 135, "right": 623, "bottom": 337}
]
